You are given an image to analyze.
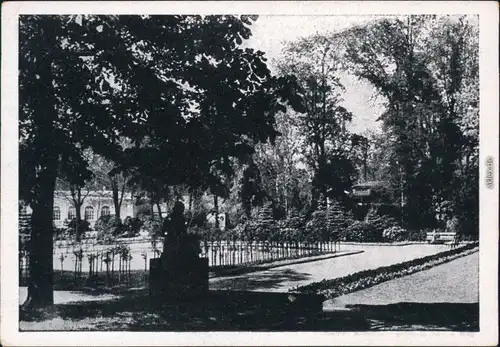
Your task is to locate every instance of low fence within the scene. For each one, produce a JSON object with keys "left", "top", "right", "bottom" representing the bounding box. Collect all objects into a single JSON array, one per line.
[{"left": 19, "top": 239, "right": 340, "bottom": 289}]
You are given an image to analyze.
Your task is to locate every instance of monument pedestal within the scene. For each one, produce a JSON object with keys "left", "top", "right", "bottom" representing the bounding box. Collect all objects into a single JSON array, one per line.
[{"left": 149, "top": 251, "right": 209, "bottom": 300}]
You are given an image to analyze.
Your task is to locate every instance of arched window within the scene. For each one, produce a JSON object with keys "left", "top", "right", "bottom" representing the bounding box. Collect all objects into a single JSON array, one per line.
[
  {"left": 101, "top": 206, "right": 110, "bottom": 217},
  {"left": 84, "top": 206, "right": 94, "bottom": 221},
  {"left": 53, "top": 206, "right": 61, "bottom": 220},
  {"left": 68, "top": 207, "right": 76, "bottom": 220}
]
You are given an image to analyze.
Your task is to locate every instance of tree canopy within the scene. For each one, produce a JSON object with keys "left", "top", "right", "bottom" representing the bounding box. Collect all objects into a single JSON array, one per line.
[
  {"left": 340, "top": 15, "right": 479, "bottom": 228},
  {"left": 19, "top": 14, "right": 303, "bottom": 308}
]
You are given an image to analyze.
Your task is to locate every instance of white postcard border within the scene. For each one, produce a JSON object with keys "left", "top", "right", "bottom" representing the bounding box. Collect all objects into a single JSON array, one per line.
[{"left": 2, "top": 1, "right": 498, "bottom": 346}]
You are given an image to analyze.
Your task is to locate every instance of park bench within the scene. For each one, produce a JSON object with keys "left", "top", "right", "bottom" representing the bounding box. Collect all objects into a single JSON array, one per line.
[{"left": 426, "top": 231, "right": 458, "bottom": 247}]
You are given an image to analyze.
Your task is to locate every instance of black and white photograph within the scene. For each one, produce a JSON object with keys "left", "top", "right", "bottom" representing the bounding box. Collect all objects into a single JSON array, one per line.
[{"left": 1, "top": 1, "right": 498, "bottom": 346}]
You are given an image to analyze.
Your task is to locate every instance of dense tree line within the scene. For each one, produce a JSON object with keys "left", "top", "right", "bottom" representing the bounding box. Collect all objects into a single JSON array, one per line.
[{"left": 341, "top": 15, "right": 479, "bottom": 232}]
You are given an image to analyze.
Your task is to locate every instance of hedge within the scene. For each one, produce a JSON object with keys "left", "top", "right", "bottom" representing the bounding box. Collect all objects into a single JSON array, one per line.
[{"left": 290, "top": 242, "right": 479, "bottom": 298}]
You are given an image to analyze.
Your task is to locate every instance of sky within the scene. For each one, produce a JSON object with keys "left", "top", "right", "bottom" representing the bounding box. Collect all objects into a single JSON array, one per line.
[{"left": 243, "top": 15, "right": 387, "bottom": 134}]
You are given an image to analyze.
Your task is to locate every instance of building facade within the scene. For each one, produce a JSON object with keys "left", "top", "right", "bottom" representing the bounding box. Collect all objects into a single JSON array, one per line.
[
  {"left": 52, "top": 190, "right": 135, "bottom": 228},
  {"left": 22, "top": 190, "right": 228, "bottom": 231}
]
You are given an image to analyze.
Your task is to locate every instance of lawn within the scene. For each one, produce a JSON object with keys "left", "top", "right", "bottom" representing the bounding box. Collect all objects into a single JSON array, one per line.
[
  {"left": 328, "top": 252, "right": 479, "bottom": 307},
  {"left": 322, "top": 252, "right": 479, "bottom": 331}
]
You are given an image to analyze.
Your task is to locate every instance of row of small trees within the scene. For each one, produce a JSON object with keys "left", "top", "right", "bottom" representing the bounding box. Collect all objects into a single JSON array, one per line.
[
  {"left": 193, "top": 200, "right": 427, "bottom": 245},
  {"left": 57, "top": 244, "right": 135, "bottom": 284},
  {"left": 194, "top": 200, "right": 344, "bottom": 244}
]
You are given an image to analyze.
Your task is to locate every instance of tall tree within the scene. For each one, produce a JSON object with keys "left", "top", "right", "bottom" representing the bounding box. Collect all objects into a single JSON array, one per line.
[
  {"left": 20, "top": 16, "right": 125, "bottom": 308},
  {"left": 90, "top": 145, "right": 133, "bottom": 221},
  {"left": 341, "top": 15, "right": 479, "bottom": 229},
  {"left": 276, "top": 34, "right": 356, "bottom": 210},
  {"left": 55, "top": 148, "right": 98, "bottom": 241},
  {"left": 116, "top": 15, "right": 304, "bottom": 217},
  {"left": 239, "top": 160, "right": 268, "bottom": 218},
  {"left": 251, "top": 111, "right": 308, "bottom": 217},
  {"left": 19, "top": 15, "right": 302, "bottom": 309}
]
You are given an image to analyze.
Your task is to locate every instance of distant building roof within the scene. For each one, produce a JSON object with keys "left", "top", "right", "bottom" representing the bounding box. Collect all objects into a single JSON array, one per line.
[{"left": 352, "top": 181, "right": 386, "bottom": 189}]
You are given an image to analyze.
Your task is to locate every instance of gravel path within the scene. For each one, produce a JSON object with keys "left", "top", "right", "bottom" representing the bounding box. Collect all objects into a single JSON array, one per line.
[
  {"left": 210, "top": 244, "right": 450, "bottom": 292},
  {"left": 19, "top": 244, "right": 452, "bottom": 304},
  {"left": 18, "top": 287, "right": 121, "bottom": 305},
  {"left": 325, "top": 252, "right": 478, "bottom": 309},
  {"left": 18, "top": 251, "right": 357, "bottom": 305}
]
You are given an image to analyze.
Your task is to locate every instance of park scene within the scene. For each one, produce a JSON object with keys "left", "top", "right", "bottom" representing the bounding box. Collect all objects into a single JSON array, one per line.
[{"left": 18, "top": 14, "right": 479, "bottom": 331}]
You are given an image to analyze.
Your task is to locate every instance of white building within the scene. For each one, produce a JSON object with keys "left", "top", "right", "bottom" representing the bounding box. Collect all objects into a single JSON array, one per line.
[
  {"left": 21, "top": 190, "right": 228, "bottom": 231},
  {"left": 52, "top": 190, "right": 135, "bottom": 228}
]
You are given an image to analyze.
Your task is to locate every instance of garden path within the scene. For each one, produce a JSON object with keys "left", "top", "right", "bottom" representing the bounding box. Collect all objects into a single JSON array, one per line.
[
  {"left": 19, "top": 244, "right": 450, "bottom": 304},
  {"left": 210, "top": 243, "right": 450, "bottom": 292}
]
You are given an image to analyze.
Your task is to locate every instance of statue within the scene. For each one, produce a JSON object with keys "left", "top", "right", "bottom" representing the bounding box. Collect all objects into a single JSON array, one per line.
[
  {"left": 161, "top": 201, "right": 201, "bottom": 265},
  {"left": 162, "top": 201, "right": 186, "bottom": 249},
  {"left": 150, "top": 200, "right": 208, "bottom": 300}
]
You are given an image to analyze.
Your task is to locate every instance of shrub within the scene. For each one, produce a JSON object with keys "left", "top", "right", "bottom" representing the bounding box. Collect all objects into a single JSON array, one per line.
[
  {"left": 140, "top": 214, "right": 163, "bottom": 237},
  {"left": 345, "top": 221, "right": 367, "bottom": 241},
  {"left": 232, "top": 222, "right": 246, "bottom": 240},
  {"left": 359, "top": 206, "right": 398, "bottom": 241},
  {"left": 64, "top": 218, "right": 91, "bottom": 239},
  {"left": 409, "top": 228, "right": 433, "bottom": 242},
  {"left": 122, "top": 216, "right": 143, "bottom": 237},
  {"left": 376, "top": 203, "right": 402, "bottom": 221},
  {"left": 188, "top": 209, "right": 209, "bottom": 228},
  {"left": 345, "top": 220, "right": 384, "bottom": 242},
  {"left": 53, "top": 223, "right": 67, "bottom": 241},
  {"left": 253, "top": 203, "right": 277, "bottom": 241},
  {"left": 305, "top": 210, "right": 328, "bottom": 243},
  {"left": 94, "top": 215, "right": 122, "bottom": 242},
  {"left": 445, "top": 216, "right": 460, "bottom": 233},
  {"left": 277, "top": 208, "right": 306, "bottom": 243},
  {"left": 241, "top": 219, "right": 259, "bottom": 242},
  {"left": 382, "top": 225, "right": 407, "bottom": 242},
  {"left": 327, "top": 200, "right": 346, "bottom": 242}
]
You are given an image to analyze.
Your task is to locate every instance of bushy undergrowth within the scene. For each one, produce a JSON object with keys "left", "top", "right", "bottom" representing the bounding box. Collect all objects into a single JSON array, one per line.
[
  {"left": 139, "top": 214, "right": 163, "bottom": 237},
  {"left": 345, "top": 221, "right": 380, "bottom": 242},
  {"left": 305, "top": 210, "right": 328, "bottom": 243},
  {"left": 94, "top": 215, "right": 122, "bottom": 243},
  {"left": 63, "top": 218, "right": 91, "bottom": 239},
  {"left": 343, "top": 206, "right": 401, "bottom": 242},
  {"left": 122, "top": 216, "right": 143, "bottom": 237},
  {"left": 382, "top": 225, "right": 407, "bottom": 242}
]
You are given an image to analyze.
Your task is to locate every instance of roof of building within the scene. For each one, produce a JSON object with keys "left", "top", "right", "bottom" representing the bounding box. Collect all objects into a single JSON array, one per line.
[{"left": 352, "top": 181, "right": 386, "bottom": 189}]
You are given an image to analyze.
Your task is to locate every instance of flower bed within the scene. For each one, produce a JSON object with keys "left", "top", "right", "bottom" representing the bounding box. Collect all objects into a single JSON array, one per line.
[{"left": 290, "top": 242, "right": 479, "bottom": 298}]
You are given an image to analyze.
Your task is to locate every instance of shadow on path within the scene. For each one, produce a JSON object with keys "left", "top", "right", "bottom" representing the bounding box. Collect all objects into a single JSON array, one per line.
[
  {"left": 344, "top": 302, "right": 479, "bottom": 331},
  {"left": 210, "top": 268, "right": 311, "bottom": 291},
  {"left": 19, "top": 289, "right": 479, "bottom": 331},
  {"left": 20, "top": 289, "right": 359, "bottom": 331}
]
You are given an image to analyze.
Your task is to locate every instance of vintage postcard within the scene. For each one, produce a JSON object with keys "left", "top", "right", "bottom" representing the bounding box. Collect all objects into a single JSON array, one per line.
[{"left": 1, "top": 1, "right": 498, "bottom": 346}]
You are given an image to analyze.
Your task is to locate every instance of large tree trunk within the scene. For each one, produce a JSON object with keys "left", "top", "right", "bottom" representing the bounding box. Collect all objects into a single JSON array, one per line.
[
  {"left": 111, "top": 178, "right": 124, "bottom": 221},
  {"left": 69, "top": 186, "right": 86, "bottom": 241},
  {"left": 75, "top": 202, "right": 82, "bottom": 241},
  {"left": 23, "top": 29, "right": 59, "bottom": 308},
  {"left": 214, "top": 194, "right": 219, "bottom": 229},
  {"left": 155, "top": 201, "right": 163, "bottom": 219},
  {"left": 24, "top": 158, "right": 58, "bottom": 309}
]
